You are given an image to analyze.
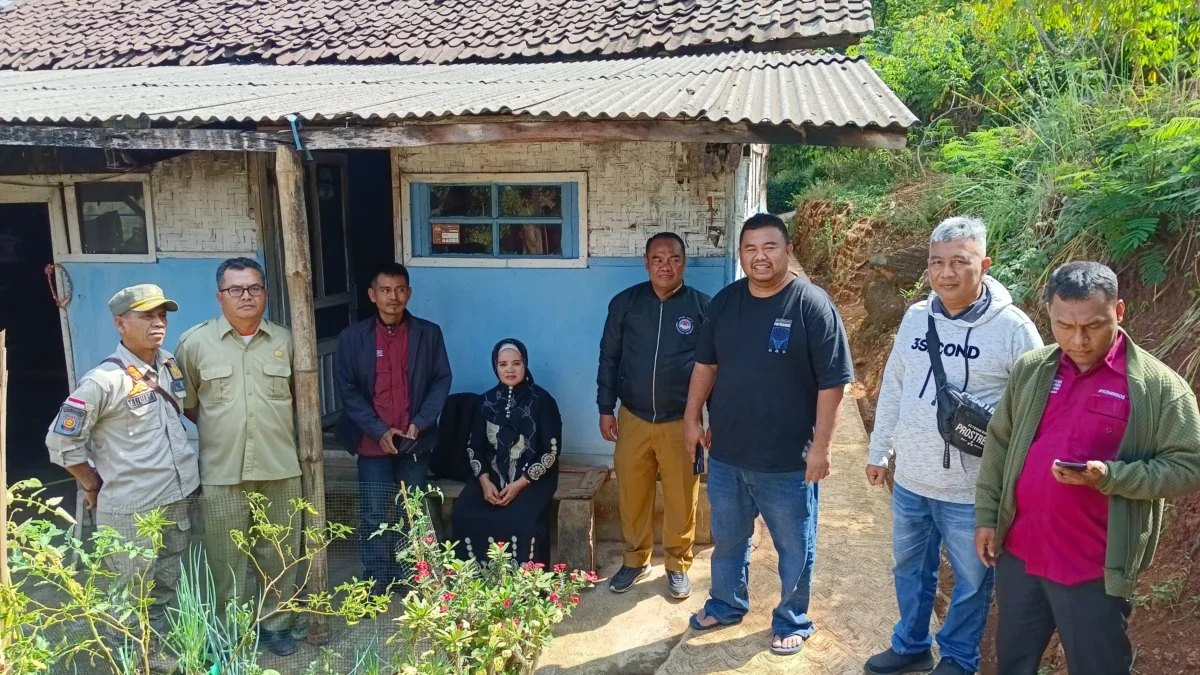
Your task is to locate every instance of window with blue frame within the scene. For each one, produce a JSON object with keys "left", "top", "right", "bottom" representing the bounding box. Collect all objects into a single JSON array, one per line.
[{"left": 410, "top": 182, "right": 580, "bottom": 258}]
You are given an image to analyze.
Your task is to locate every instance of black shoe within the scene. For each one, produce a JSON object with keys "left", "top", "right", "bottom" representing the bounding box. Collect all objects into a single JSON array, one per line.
[
  {"left": 930, "top": 659, "right": 971, "bottom": 675},
  {"left": 608, "top": 565, "right": 652, "bottom": 593},
  {"left": 258, "top": 628, "right": 298, "bottom": 657},
  {"left": 864, "top": 648, "right": 934, "bottom": 674},
  {"left": 667, "top": 571, "right": 691, "bottom": 598}
]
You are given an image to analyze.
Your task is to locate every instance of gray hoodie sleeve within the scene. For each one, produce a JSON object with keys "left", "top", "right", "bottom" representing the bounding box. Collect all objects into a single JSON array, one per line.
[
  {"left": 1009, "top": 315, "right": 1045, "bottom": 366},
  {"left": 868, "top": 332, "right": 907, "bottom": 467}
]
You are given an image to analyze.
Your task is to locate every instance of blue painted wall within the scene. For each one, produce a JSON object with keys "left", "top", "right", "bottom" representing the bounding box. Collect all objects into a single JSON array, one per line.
[
  {"left": 406, "top": 257, "right": 727, "bottom": 458},
  {"left": 61, "top": 254, "right": 728, "bottom": 459},
  {"left": 62, "top": 257, "right": 247, "bottom": 371}
]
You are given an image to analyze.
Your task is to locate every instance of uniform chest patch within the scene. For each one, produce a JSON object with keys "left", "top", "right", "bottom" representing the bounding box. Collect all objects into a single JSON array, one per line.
[
  {"left": 166, "top": 359, "right": 183, "bottom": 380},
  {"left": 676, "top": 316, "right": 694, "bottom": 335},
  {"left": 129, "top": 381, "right": 151, "bottom": 396},
  {"left": 54, "top": 396, "right": 88, "bottom": 436},
  {"left": 126, "top": 391, "right": 158, "bottom": 410}
]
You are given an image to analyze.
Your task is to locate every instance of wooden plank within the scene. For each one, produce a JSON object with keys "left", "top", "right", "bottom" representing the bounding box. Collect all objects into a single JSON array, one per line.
[
  {"left": 274, "top": 146, "right": 329, "bottom": 645},
  {"left": 0, "top": 120, "right": 910, "bottom": 152}
]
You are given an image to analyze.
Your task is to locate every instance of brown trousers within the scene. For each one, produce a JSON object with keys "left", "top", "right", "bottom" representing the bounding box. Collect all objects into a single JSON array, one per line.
[{"left": 614, "top": 407, "right": 699, "bottom": 572}]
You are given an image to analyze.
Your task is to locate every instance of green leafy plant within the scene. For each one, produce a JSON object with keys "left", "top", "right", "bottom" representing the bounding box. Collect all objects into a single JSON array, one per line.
[
  {"left": 379, "top": 486, "right": 597, "bottom": 675},
  {"left": 0, "top": 481, "right": 390, "bottom": 674}
]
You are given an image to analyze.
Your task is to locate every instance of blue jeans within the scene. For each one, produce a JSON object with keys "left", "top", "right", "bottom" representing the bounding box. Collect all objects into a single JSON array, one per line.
[
  {"left": 703, "top": 457, "right": 819, "bottom": 638},
  {"left": 358, "top": 454, "right": 430, "bottom": 585},
  {"left": 890, "top": 483, "right": 994, "bottom": 672}
]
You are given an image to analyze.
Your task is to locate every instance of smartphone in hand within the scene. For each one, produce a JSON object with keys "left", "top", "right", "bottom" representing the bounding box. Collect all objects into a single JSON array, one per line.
[
  {"left": 1054, "top": 460, "right": 1089, "bottom": 471},
  {"left": 693, "top": 444, "right": 706, "bottom": 476}
]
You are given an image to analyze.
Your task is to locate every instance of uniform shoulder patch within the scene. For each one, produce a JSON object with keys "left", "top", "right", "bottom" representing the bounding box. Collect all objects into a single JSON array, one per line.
[{"left": 54, "top": 397, "right": 88, "bottom": 436}]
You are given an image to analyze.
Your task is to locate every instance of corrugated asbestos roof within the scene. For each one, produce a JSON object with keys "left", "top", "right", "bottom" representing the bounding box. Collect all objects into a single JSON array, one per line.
[
  {"left": 0, "top": 0, "right": 873, "bottom": 70},
  {"left": 0, "top": 51, "right": 917, "bottom": 129}
]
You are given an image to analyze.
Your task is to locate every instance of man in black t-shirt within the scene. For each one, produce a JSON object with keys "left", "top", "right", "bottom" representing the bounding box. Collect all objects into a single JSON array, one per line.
[{"left": 683, "top": 213, "right": 854, "bottom": 656}]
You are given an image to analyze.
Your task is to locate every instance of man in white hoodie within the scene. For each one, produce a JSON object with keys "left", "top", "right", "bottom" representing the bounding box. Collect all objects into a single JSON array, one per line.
[{"left": 864, "top": 217, "right": 1043, "bottom": 675}]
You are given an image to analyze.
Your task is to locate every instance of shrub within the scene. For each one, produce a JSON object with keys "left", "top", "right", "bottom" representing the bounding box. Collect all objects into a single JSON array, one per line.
[{"left": 380, "top": 486, "right": 597, "bottom": 675}]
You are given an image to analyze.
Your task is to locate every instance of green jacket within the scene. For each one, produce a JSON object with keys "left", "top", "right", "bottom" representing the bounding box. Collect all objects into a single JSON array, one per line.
[{"left": 975, "top": 332, "right": 1200, "bottom": 597}]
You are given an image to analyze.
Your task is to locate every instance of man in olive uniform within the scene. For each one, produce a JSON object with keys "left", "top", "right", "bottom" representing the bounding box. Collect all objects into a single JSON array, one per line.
[
  {"left": 45, "top": 284, "right": 198, "bottom": 645},
  {"left": 175, "top": 257, "right": 302, "bottom": 657}
]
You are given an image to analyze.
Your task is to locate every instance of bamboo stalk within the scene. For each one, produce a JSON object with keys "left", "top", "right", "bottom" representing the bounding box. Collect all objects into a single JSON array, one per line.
[
  {"left": 1, "top": 331, "right": 8, "bottom": 665},
  {"left": 274, "top": 147, "right": 329, "bottom": 644}
]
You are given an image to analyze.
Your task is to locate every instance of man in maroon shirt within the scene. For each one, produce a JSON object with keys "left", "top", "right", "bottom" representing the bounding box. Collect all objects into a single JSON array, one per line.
[{"left": 334, "top": 263, "right": 452, "bottom": 593}]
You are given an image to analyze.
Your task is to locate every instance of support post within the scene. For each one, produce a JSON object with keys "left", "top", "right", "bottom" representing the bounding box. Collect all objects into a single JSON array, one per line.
[
  {"left": 273, "top": 147, "right": 329, "bottom": 644},
  {"left": 1, "top": 332, "right": 8, "bottom": 663}
]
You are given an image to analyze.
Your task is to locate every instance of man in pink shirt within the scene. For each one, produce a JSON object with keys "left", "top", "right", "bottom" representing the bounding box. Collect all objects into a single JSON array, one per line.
[{"left": 976, "top": 262, "right": 1200, "bottom": 675}]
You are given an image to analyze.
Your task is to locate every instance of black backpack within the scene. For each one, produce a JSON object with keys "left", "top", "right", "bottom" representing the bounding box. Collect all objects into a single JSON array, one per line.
[
  {"left": 429, "top": 392, "right": 481, "bottom": 482},
  {"left": 926, "top": 316, "right": 995, "bottom": 468}
]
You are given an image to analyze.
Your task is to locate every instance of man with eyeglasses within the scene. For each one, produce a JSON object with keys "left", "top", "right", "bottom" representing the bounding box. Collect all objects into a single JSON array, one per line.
[{"left": 175, "top": 256, "right": 303, "bottom": 657}]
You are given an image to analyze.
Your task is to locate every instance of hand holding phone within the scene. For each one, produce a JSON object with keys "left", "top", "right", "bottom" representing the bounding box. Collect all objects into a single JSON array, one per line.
[
  {"left": 1054, "top": 460, "right": 1089, "bottom": 471},
  {"left": 693, "top": 444, "right": 706, "bottom": 475}
]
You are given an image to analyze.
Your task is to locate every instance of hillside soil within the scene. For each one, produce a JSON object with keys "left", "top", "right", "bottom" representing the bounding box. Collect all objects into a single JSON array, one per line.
[{"left": 792, "top": 189, "right": 1200, "bottom": 675}]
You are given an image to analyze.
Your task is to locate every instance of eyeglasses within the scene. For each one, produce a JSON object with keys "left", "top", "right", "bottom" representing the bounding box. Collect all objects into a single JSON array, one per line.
[{"left": 219, "top": 285, "right": 266, "bottom": 298}]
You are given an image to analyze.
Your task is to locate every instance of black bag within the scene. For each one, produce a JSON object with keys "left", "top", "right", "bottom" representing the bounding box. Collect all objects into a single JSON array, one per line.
[
  {"left": 926, "top": 316, "right": 994, "bottom": 467},
  {"left": 429, "top": 392, "right": 481, "bottom": 482}
]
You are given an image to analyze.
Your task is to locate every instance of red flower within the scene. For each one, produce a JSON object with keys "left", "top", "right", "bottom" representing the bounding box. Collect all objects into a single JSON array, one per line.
[
  {"left": 445, "top": 568, "right": 455, "bottom": 576},
  {"left": 534, "top": 563, "right": 546, "bottom": 570},
  {"left": 553, "top": 563, "right": 567, "bottom": 572},
  {"left": 522, "top": 562, "right": 534, "bottom": 572},
  {"left": 584, "top": 571, "right": 600, "bottom": 583},
  {"left": 440, "top": 604, "right": 448, "bottom": 612},
  {"left": 443, "top": 592, "right": 456, "bottom": 602},
  {"left": 548, "top": 593, "right": 559, "bottom": 603},
  {"left": 571, "top": 595, "right": 580, "bottom": 605},
  {"left": 556, "top": 602, "right": 564, "bottom": 608},
  {"left": 513, "top": 618, "right": 520, "bottom": 628},
  {"left": 497, "top": 541, "right": 508, "bottom": 550},
  {"left": 503, "top": 599, "right": 512, "bottom": 608},
  {"left": 423, "top": 537, "right": 435, "bottom": 544},
  {"left": 413, "top": 573, "right": 425, "bottom": 583}
]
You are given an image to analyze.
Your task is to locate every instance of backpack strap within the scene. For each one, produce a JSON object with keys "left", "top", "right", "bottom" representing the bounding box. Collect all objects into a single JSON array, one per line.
[{"left": 102, "top": 357, "right": 181, "bottom": 416}]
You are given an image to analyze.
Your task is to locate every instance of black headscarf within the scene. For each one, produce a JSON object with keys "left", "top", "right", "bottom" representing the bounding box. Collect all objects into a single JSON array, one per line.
[{"left": 481, "top": 339, "right": 542, "bottom": 483}]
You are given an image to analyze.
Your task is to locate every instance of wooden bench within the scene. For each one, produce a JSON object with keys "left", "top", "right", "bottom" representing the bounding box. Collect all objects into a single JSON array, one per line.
[
  {"left": 430, "top": 468, "right": 608, "bottom": 572},
  {"left": 323, "top": 445, "right": 608, "bottom": 571}
]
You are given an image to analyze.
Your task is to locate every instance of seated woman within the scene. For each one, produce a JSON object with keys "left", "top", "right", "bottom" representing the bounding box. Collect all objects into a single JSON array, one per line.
[{"left": 453, "top": 339, "right": 561, "bottom": 565}]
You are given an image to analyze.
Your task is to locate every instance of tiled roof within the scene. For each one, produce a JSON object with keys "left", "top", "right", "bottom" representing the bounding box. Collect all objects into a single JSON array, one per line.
[
  {"left": 0, "top": 52, "right": 917, "bottom": 129},
  {"left": 0, "top": 0, "right": 873, "bottom": 71}
]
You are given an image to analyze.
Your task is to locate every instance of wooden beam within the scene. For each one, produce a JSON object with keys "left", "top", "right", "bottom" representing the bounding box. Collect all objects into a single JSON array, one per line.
[
  {"left": 0, "top": 120, "right": 910, "bottom": 151},
  {"left": 274, "top": 146, "right": 329, "bottom": 645}
]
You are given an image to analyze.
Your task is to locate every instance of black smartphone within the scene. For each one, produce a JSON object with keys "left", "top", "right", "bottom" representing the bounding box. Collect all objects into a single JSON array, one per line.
[
  {"left": 1055, "top": 460, "right": 1089, "bottom": 471},
  {"left": 391, "top": 433, "right": 417, "bottom": 455},
  {"left": 693, "top": 445, "right": 706, "bottom": 475}
]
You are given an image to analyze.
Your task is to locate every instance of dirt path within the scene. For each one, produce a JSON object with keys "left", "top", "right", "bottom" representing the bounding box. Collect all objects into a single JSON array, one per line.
[{"left": 655, "top": 393, "right": 900, "bottom": 674}]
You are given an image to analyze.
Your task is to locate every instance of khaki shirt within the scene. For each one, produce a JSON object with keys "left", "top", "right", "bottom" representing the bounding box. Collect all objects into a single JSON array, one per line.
[
  {"left": 45, "top": 343, "right": 200, "bottom": 515},
  {"left": 175, "top": 315, "right": 300, "bottom": 485}
]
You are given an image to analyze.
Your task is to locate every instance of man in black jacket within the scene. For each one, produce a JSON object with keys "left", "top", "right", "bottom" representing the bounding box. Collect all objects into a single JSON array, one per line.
[
  {"left": 598, "top": 233, "right": 711, "bottom": 598},
  {"left": 334, "top": 262, "right": 452, "bottom": 592}
]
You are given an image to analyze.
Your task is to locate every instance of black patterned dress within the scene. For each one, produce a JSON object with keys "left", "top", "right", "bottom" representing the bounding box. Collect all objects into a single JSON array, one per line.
[{"left": 452, "top": 381, "right": 561, "bottom": 565}]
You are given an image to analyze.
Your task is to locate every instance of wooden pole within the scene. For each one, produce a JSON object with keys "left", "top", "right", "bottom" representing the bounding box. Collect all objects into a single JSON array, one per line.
[{"left": 273, "top": 147, "right": 329, "bottom": 644}]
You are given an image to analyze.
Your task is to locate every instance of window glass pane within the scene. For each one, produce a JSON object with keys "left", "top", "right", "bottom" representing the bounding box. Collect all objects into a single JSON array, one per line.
[
  {"left": 498, "top": 185, "right": 562, "bottom": 217},
  {"left": 316, "top": 164, "right": 348, "bottom": 295},
  {"left": 430, "top": 185, "right": 491, "bottom": 217},
  {"left": 76, "top": 182, "right": 149, "bottom": 255},
  {"left": 499, "top": 224, "right": 562, "bottom": 256},
  {"left": 431, "top": 223, "right": 494, "bottom": 255}
]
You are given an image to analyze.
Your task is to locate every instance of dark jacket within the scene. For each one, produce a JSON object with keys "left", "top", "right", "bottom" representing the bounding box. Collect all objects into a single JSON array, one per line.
[
  {"left": 334, "top": 312, "right": 452, "bottom": 457},
  {"left": 597, "top": 282, "right": 711, "bottom": 424}
]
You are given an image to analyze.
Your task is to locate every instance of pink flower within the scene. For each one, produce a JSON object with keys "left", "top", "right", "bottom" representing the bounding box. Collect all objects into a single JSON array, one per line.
[
  {"left": 423, "top": 537, "right": 435, "bottom": 544},
  {"left": 570, "top": 572, "right": 579, "bottom": 581},
  {"left": 534, "top": 563, "right": 546, "bottom": 570},
  {"left": 584, "top": 571, "right": 599, "bottom": 583},
  {"left": 445, "top": 568, "right": 455, "bottom": 576},
  {"left": 416, "top": 561, "right": 430, "bottom": 576},
  {"left": 413, "top": 573, "right": 425, "bottom": 583},
  {"left": 497, "top": 541, "right": 508, "bottom": 550},
  {"left": 571, "top": 595, "right": 580, "bottom": 605},
  {"left": 522, "top": 562, "right": 534, "bottom": 572},
  {"left": 548, "top": 593, "right": 559, "bottom": 603},
  {"left": 440, "top": 604, "right": 448, "bottom": 612},
  {"left": 556, "top": 602, "right": 564, "bottom": 608},
  {"left": 443, "top": 592, "right": 456, "bottom": 602},
  {"left": 553, "top": 563, "right": 567, "bottom": 572},
  {"left": 503, "top": 599, "right": 512, "bottom": 608}
]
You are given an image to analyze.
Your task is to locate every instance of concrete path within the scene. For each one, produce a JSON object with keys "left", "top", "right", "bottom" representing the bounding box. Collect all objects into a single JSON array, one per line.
[{"left": 537, "top": 395, "right": 899, "bottom": 675}]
